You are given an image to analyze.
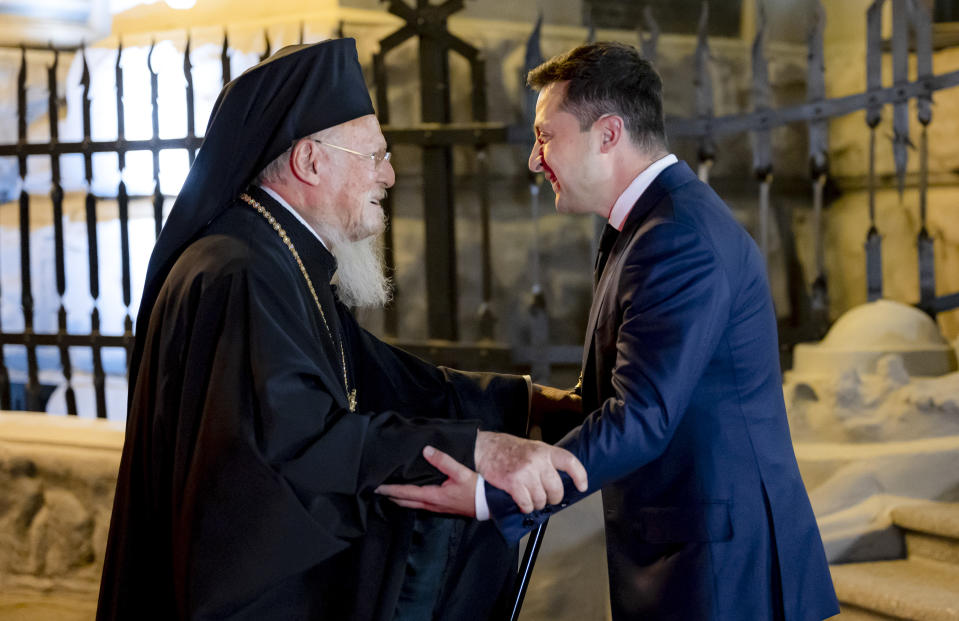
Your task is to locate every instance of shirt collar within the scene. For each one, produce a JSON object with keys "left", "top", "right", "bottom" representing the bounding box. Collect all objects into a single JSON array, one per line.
[
  {"left": 608, "top": 153, "right": 678, "bottom": 231},
  {"left": 258, "top": 185, "right": 329, "bottom": 250}
]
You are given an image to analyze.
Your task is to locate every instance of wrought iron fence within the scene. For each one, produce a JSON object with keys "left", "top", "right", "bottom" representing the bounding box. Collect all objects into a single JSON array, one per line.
[{"left": 2, "top": 0, "right": 958, "bottom": 419}]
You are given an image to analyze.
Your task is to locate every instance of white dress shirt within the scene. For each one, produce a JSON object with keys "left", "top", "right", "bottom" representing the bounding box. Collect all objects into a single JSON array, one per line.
[{"left": 607, "top": 153, "right": 678, "bottom": 230}]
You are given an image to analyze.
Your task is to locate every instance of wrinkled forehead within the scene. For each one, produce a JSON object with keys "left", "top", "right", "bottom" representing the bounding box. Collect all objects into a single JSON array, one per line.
[{"left": 318, "top": 114, "right": 385, "bottom": 145}]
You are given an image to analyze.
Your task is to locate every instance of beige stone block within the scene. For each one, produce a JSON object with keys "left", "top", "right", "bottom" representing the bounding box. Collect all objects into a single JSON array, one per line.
[{"left": 0, "top": 413, "right": 121, "bottom": 596}]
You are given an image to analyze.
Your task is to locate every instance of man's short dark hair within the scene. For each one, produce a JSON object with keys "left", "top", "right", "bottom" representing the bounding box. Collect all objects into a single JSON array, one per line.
[{"left": 527, "top": 41, "right": 667, "bottom": 152}]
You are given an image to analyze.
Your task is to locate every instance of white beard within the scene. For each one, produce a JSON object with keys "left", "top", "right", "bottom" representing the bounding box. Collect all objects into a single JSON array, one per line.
[{"left": 326, "top": 232, "right": 393, "bottom": 309}]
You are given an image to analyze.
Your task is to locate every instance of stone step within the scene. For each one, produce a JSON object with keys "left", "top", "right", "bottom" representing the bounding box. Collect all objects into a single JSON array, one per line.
[
  {"left": 831, "top": 558, "right": 959, "bottom": 620},
  {"left": 892, "top": 503, "right": 959, "bottom": 566}
]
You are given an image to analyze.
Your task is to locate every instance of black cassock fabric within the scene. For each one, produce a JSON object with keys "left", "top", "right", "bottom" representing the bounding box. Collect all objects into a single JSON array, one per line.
[{"left": 97, "top": 188, "right": 527, "bottom": 620}]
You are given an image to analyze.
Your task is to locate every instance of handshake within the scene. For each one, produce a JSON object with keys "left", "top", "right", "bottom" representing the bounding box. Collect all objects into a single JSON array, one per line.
[{"left": 376, "top": 384, "right": 589, "bottom": 517}]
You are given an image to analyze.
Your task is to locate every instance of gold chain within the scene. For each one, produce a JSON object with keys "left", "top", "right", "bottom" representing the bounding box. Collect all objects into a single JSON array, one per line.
[{"left": 239, "top": 193, "right": 357, "bottom": 412}]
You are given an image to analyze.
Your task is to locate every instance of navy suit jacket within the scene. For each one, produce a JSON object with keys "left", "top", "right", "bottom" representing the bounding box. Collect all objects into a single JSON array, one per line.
[{"left": 489, "top": 162, "right": 838, "bottom": 620}]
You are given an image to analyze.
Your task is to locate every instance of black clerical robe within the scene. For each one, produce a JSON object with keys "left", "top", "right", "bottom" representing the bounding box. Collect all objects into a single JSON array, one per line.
[{"left": 97, "top": 187, "right": 527, "bottom": 620}]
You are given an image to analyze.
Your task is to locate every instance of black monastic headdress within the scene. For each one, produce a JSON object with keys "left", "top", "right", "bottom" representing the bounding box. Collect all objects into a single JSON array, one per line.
[{"left": 129, "top": 38, "right": 374, "bottom": 393}]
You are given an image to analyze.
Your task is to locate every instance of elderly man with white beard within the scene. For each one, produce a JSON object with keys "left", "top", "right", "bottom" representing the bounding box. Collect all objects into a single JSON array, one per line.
[{"left": 97, "top": 39, "right": 586, "bottom": 621}]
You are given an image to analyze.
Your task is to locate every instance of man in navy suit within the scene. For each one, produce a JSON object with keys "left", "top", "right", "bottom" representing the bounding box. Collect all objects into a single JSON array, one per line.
[{"left": 379, "top": 42, "right": 838, "bottom": 620}]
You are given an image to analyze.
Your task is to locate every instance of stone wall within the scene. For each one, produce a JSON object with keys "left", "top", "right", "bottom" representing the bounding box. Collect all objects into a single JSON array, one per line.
[
  {"left": 815, "top": 0, "right": 959, "bottom": 341},
  {"left": 0, "top": 413, "right": 121, "bottom": 601}
]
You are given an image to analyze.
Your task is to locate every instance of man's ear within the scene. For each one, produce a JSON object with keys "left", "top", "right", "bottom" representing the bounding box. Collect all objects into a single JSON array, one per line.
[
  {"left": 289, "top": 139, "right": 321, "bottom": 185},
  {"left": 596, "top": 114, "right": 625, "bottom": 154}
]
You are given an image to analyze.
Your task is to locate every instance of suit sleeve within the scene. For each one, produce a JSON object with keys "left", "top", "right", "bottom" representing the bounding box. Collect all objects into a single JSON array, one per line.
[{"left": 488, "top": 221, "right": 732, "bottom": 541}]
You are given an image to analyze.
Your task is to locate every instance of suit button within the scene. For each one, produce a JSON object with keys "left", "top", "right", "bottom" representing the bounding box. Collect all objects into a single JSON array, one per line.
[{"left": 522, "top": 517, "right": 534, "bottom": 527}]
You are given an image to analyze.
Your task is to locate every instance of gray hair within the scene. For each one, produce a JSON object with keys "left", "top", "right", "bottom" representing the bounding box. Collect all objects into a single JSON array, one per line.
[
  {"left": 254, "top": 147, "right": 291, "bottom": 186},
  {"left": 253, "top": 127, "right": 334, "bottom": 186}
]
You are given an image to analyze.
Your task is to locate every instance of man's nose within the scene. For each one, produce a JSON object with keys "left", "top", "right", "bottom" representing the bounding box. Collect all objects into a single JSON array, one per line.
[
  {"left": 528, "top": 144, "right": 542, "bottom": 173},
  {"left": 380, "top": 160, "right": 396, "bottom": 188}
]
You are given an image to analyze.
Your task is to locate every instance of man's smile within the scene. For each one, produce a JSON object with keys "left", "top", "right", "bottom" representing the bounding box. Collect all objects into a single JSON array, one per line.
[{"left": 541, "top": 160, "right": 559, "bottom": 190}]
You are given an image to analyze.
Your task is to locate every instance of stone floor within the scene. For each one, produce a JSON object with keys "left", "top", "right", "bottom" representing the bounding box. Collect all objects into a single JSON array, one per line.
[{"left": 0, "top": 591, "right": 96, "bottom": 621}]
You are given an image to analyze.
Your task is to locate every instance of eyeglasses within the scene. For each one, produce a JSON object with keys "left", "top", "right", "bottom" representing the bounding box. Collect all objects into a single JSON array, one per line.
[{"left": 312, "top": 140, "right": 391, "bottom": 166}]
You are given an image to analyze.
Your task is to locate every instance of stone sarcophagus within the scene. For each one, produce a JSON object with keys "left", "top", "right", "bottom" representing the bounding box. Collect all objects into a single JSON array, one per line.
[{"left": 0, "top": 412, "right": 122, "bottom": 616}]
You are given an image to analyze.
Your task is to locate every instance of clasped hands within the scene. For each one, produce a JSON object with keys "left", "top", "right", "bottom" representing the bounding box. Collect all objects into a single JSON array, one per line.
[{"left": 375, "top": 384, "right": 587, "bottom": 517}]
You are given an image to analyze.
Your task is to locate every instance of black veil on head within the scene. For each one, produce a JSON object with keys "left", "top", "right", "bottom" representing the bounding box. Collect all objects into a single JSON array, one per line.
[{"left": 129, "top": 37, "right": 374, "bottom": 393}]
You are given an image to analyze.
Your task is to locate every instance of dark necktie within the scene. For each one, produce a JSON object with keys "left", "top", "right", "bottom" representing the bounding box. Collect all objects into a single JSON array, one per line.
[{"left": 594, "top": 223, "right": 620, "bottom": 285}]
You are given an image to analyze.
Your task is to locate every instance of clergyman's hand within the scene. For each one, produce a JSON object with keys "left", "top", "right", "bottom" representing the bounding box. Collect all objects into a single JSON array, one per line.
[
  {"left": 375, "top": 446, "right": 478, "bottom": 517},
  {"left": 475, "top": 431, "right": 587, "bottom": 514}
]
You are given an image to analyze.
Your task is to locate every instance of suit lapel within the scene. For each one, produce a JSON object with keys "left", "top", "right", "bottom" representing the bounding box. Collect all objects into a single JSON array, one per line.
[{"left": 578, "top": 161, "right": 696, "bottom": 386}]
